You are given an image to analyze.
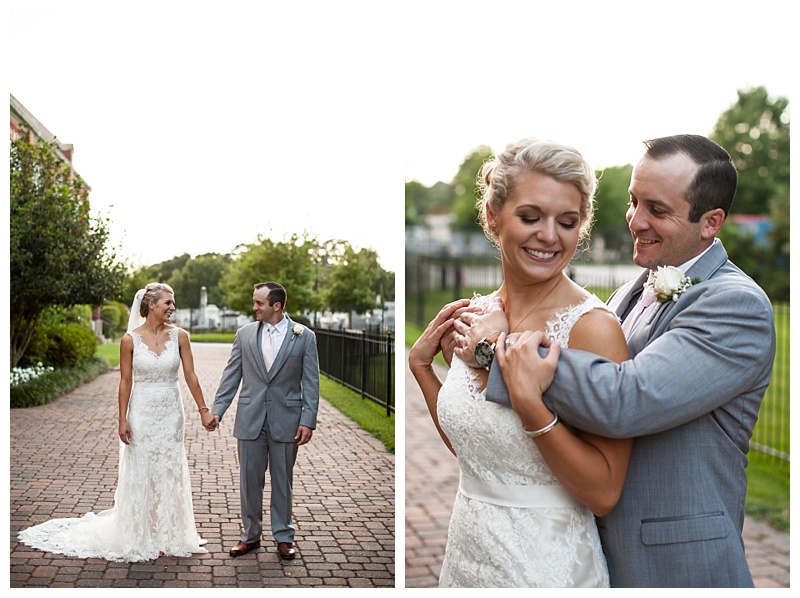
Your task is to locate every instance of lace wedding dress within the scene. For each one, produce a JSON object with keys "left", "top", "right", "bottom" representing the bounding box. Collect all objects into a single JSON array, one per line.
[
  {"left": 437, "top": 293, "right": 611, "bottom": 587},
  {"left": 18, "top": 328, "right": 207, "bottom": 562}
]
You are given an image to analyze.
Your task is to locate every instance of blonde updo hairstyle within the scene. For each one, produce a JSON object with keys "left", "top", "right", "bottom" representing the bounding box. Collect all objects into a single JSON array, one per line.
[
  {"left": 139, "top": 282, "right": 175, "bottom": 318},
  {"left": 477, "top": 137, "right": 597, "bottom": 249}
]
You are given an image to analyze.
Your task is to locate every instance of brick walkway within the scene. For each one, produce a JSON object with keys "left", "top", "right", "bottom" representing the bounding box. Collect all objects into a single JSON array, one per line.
[
  {"left": 10, "top": 342, "right": 395, "bottom": 588},
  {"left": 404, "top": 351, "right": 790, "bottom": 588}
]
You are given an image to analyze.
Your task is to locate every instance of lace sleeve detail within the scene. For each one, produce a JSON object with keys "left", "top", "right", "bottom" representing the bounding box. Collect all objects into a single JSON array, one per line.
[{"left": 545, "top": 295, "right": 613, "bottom": 348}]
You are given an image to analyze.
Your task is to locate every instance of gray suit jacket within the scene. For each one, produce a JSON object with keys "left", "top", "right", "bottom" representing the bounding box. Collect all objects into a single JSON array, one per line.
[
  {"left": 212, "top": 316, "right": 320, "bottom": 442},
  {"left": 487, "top": 240, "right": 776, "bottom": 587}
]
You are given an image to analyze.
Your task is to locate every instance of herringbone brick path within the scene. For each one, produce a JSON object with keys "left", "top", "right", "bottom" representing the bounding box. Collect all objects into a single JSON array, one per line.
[{"left": 10, "top": 342, "right": 395, "bottom": 588}]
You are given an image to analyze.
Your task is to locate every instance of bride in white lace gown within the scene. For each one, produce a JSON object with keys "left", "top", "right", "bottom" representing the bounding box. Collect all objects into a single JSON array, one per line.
[
  {"left": 18, "top": 283, "right": 214, "bottom": 562},
  {"left": 409, "top": 138, "right": 631, "bottom": 587}
]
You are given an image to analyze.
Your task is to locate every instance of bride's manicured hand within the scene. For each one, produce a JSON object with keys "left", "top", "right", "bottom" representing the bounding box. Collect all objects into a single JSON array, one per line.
[
  {"left": 409, "top": 299, "right": 473, "bottom": 373},
  {"left": 495, "top": 331, "right": 560, "bottom": 422},
  {"left": 453, "top": 296, "right": 509, "bottom": 367},
  {"left": 119, "top": 419, "right": 132, "bottom": 444}
]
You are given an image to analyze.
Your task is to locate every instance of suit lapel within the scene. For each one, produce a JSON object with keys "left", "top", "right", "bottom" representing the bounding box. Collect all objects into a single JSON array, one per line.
[
  {"left": 626, "top": 240, "right": 729, "bottom": 354},
  {"left": 253, "top": 322, "right": 269, "bottom": 379}
]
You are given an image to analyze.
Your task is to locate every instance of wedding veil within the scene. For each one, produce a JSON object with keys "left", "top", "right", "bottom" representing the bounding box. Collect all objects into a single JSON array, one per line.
[{"left": 126, "top": 289, "right": 146, "bottom": 333}]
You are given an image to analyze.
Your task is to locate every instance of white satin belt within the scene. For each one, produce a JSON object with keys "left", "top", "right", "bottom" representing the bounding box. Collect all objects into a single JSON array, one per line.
[
  {"left": 459, "top": 472, "right": 583, "bottom": 509},
  {"left": 133, "top": 381, "right": 179, "bottom": 388}
]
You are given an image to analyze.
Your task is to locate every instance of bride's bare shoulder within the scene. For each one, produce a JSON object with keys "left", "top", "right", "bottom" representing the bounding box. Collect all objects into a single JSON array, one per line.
[{"left": 569, "top": 306, "right": 628, "bottom": 363}]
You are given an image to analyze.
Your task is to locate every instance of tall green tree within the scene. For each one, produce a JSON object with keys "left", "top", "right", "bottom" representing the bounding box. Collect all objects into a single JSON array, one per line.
[
  {"left": 451, "top": 145, "right": 494, "bottom": 231},
  {"left": 10, "top": 130, "right": 125, "bottom": 367},
  {"left": 710, "top": 86, "right": 790, "bottom": 215},
  {"left": 219, "top": 233, "right": 322, "bottom": 316},
  {"left": 405, "top": 180, "right": 426, "bottom": 226},
  {"left": 167, "top": 252, "right": 232, "bottom": 309},
  {"left": 325, "top": 246, "right": 394, "bottom": 314},
  {"left": 592, "top": 164, "right": 634, "bottom": 256}
]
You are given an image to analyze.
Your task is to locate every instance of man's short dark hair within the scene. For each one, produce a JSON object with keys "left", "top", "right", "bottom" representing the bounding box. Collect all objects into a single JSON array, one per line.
[
  {"left": 254, "top": 281, "right": 287, "bottom": 309},
  {"left": 644, "top": 134, "right": 738, "bottom": 221}
]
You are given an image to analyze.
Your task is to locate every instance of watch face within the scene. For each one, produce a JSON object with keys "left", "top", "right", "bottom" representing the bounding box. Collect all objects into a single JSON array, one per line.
[{"left": 475, "top": 340, "right": 494, "bottom": 368}]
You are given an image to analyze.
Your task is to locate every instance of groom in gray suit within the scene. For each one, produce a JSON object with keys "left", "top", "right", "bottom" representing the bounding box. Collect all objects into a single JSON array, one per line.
[
  {"left": 210, "top": 281, "right": 320, "bottom": 559},
  {"left": 456, "top": 134, "right": 776, "bottom": 586}
]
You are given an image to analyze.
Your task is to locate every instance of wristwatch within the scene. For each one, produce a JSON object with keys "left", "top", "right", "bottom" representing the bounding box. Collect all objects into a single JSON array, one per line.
[{"left": 475, "top": 333, "right": 500, "bottom": 370}]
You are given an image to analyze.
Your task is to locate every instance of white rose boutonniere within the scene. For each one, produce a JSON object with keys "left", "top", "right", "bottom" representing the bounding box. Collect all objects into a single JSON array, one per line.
[
  {"left": 651, "top": 265, "right": 700, "bottom": 303},
  {"left": 292, "top": 323, "right": 304, "bottom": 337}
]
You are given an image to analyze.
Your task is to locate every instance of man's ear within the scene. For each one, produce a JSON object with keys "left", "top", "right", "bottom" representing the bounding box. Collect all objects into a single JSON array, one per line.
[{"left": 700, "top": 208, "right": 726, "bottom": 239}]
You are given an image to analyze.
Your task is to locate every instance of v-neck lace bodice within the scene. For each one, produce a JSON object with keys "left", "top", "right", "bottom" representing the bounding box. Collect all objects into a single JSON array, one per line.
[{"left": 131, "top": 328, "right": 180, "bottom": 384}]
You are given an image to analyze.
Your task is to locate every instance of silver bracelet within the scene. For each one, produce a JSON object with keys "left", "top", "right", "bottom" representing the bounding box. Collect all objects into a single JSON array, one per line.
[{"left": 523, "top": 412, "right": 559, "bottom": 437}]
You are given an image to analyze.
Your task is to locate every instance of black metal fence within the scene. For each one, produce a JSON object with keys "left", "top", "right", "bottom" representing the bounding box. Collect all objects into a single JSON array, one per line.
[
  {"left": 406, "top": 253, "right": 789, "bottom": 462},
  {"left": 314, "top": 328, "right": 394, "bottom": 416}
]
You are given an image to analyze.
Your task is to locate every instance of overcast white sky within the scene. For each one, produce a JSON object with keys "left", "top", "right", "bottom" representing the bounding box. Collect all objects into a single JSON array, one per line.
[
  {"left": 6, "top": 0, "right": 795, "bottom": 276},
  {"left": 403, "top": 1, "right": 794, "bottom": 186},
  {"left": 8, "top": 1, "right": 403, "bottom": 272}
]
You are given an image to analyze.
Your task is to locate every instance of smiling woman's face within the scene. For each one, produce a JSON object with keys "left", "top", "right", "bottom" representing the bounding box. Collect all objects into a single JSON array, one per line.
[{"left": 487, "top": 170, "right": 582, "bottom": 285}]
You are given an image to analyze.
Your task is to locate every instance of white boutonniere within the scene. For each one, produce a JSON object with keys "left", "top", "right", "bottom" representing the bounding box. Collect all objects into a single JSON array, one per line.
[
  {"left": 650, "top": 266, "right": 700, "bottom": 304},
  {"left": 292, "top": 324, "right": 304, "bottom": 337}
]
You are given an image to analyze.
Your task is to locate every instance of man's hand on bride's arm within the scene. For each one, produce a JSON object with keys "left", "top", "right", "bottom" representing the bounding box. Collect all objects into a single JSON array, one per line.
[
  {"left": 409, "top": 299, "right": 476, "bottom": 374},
  {"left": 453, "top": 296, "right": 509, "bottom": 368}
]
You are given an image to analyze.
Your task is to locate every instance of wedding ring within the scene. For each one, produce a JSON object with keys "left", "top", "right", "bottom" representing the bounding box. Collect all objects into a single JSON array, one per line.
[{"left": 505, "top": 338, "right": 515, "bottom": 347}]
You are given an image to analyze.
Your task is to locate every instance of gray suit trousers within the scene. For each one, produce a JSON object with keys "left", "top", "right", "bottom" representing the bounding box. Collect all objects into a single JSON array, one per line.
[{"left": 237, "top": 415, "right": 299, "bottom": 544}]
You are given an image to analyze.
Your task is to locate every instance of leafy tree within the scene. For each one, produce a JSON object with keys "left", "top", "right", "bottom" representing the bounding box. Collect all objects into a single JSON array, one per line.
[
  {"left": 100, "top": 301, "right": 129, "bottom": 340},
  {"left": 710, "top": 86, "right": 790, "bottom": 215},
  {"left": 167, "top": 252, "right": 232, "bottom": 309},
  {"left": 405, "top": 180, "right": 426, "bottom": 226},
  {"left": 121, "top": 265, "right": 156, "bottom": 307},
  {"left": 219, "top": 233, "right": 323, "bottom": 316},
  {"left": 451, "top": 145, "right": 494, "bottom": 231},
  {"left": 325, "top": 246, "right": 394, "bottom": 314},
  {"left": 147, "top": 253, "right": 192, "bottom": 285},
  {"left": 406, "top": 179, "right": 458, "bottom": 225},
  {"left": 592, "top": 164, "right": 633, "bottom": 256},
  {"left": 10, "top": 130, "right": 125, "bottom": 368}
]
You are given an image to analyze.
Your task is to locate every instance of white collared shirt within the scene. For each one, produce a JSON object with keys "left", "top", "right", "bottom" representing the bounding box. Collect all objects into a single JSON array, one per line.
[
  {"left": 678, "top": 237, "right": 719, "bottom": 273},
  {"left": 262, "top": 316, "right": 289, "bottom": 363}
]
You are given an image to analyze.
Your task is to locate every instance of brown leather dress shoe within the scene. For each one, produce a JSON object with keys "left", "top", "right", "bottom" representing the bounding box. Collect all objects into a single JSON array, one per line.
[
  {"left": 229, "top": 540, "right": 260, "bottom": 557},
  {"left": 278, "top": 542, "right": 296, "bottom": 559}
]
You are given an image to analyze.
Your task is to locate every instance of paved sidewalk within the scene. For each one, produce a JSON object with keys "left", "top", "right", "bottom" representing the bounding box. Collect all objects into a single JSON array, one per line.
[
  {"left": 404, "top": 351, "right": 790, "bottom": 588},
  {"left": 10, "top": 342, "right": 395, "bottom": 588}
]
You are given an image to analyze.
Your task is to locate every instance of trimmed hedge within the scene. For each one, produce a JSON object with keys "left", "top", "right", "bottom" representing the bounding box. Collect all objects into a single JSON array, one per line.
[
  {"left": 21, "top": 323, "right": 98, "bottom": 369},
  {"left": 10, "top": 357, "right": 110, "bottom": 409}
]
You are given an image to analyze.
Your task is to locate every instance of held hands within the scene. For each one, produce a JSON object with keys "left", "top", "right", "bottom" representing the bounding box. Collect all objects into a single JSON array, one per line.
[{"left": 203, "top": 413, "right": 220, "bottom": 432}]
